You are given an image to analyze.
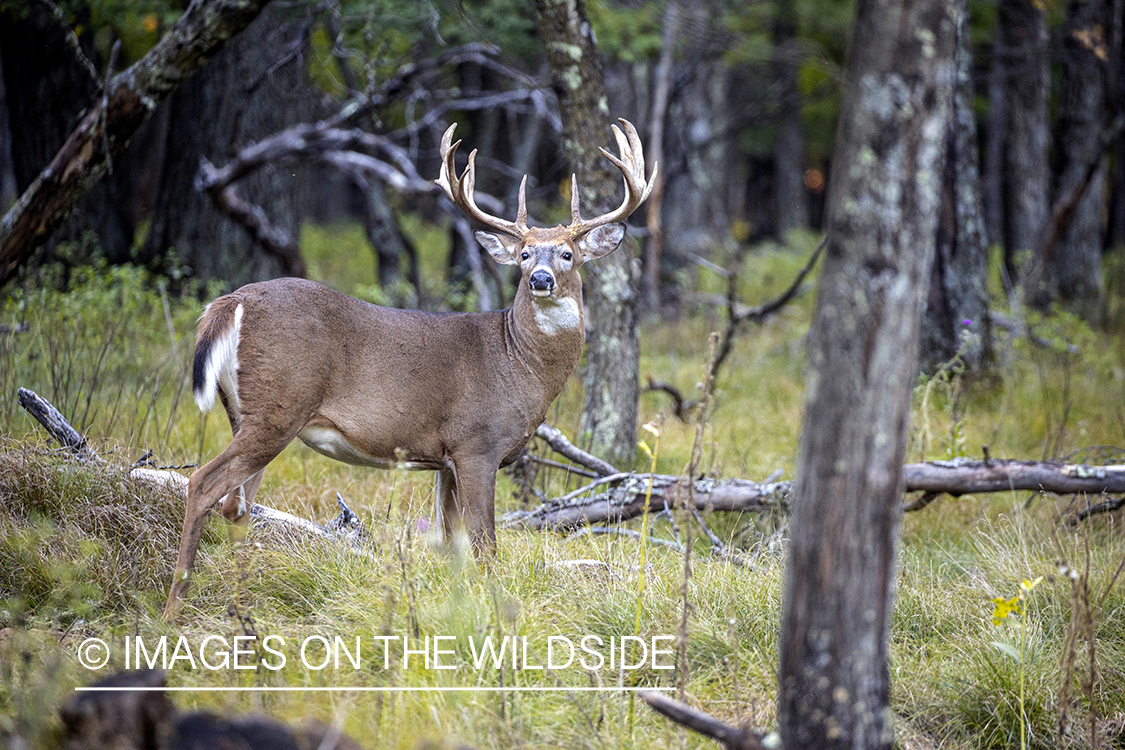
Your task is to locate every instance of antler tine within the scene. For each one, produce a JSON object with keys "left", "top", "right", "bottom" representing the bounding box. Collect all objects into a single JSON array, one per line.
[
  {"left": 435, "top": 122, "right": 527, "bottom": 239},
  {"left": 570, "top": 174, "right": 582, "bottom": 224},
  {"left": 567, "top": 118, "right": 658, "bottom": 238},
  {"left": 516, "top": 175, "right": 528, "bottom": 231}
]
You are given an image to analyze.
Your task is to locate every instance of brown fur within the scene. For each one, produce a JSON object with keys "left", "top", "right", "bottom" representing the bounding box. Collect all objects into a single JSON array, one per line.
[{"left": 164, "top": 223, "right": 625, "bottom": 619}]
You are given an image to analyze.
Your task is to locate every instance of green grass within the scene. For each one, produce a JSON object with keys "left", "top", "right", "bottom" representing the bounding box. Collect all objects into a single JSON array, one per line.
[{"left": 2, "top": 225, "right": 1125, "bottom": 748}]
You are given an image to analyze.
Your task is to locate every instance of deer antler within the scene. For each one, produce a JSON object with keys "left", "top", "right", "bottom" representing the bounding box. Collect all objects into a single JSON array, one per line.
[
  {"left": 436, "top": 123, "right": 529, "bottom": 239},
  {"left": 567, "top": 118, "right": 658, "bottom": 239}
]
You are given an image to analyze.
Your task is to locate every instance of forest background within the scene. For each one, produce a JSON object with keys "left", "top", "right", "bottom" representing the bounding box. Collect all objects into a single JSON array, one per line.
[{"left": 2, "top": 0, "right": 1125, "bottom": 749}]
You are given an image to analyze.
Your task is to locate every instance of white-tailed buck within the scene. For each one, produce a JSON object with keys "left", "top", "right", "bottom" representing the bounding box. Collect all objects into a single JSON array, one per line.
[{"left": 164, "top": 119, "right": 655, "bottom": 618}]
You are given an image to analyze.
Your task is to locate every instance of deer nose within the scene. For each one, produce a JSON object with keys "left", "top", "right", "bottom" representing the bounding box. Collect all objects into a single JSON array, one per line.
[{"left": 529, "top": 269, "right": 555, "bottom": 292}]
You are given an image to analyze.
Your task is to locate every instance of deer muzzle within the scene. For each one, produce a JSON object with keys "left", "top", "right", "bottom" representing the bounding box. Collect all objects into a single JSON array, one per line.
[{"left": 529, "top": 269, "right": 555, "bottom": 295}]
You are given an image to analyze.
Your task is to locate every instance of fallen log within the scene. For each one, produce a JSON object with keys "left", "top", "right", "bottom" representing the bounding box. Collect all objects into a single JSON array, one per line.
[
  {"left": 512, "top": 427, "right": 1125, "bottom": 530},
  {"left": 502, "top": 474, "right": 789, "bottom": 531},
  {"left": 16, "top": 387, "right": 373, "bottom": 552},
  {"left": 902, "top": 458, "right": 1125, "bottom": 495},
  {"left": 17, "top": 388, "right": 98, "bottom": 462}
]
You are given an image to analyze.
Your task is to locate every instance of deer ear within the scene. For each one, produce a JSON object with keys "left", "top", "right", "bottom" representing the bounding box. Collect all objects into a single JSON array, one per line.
[
  {"left": 475, "top": 231, "right": 522, "bottom": 265},
  {"left": 577, "top": 222, "right": 626, "bottom": 261}
]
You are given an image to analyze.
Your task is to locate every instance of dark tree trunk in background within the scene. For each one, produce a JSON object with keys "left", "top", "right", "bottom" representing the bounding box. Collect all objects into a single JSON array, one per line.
[
  {"left": 999, "top": 0, "right": 1050, "bottom": 290},
  {"left": 642, "top": 0, "right": 679, "bottom": 313},
  {"left": 0, "top": 2, "right": 134, "bottom": 264},
  {"left": 536, "top": 0, "right": 640, "bottom": 468},
  {"left": 1110, "top": 0, "right": 1125, "bottom": 248},
  {"left": 779, "top": 0, "right": 955, "bottom": 748},
  {"left": 1049, "top": 0, "right": 1109, "bottom": 323},
  {"left": 922, "top": 0, "right": 992, "bottom": 373},
  {"left": 362, "top": 178, "right": 419, "bottom": 308},
  {"left": 0, "top": 62, "right": 18, "bottom": 211},
  {"left": 659, "top": 4, "right": 737, "bottom": 273},
  {"left": 773, "top": 0, "right": 809, "bottom": 236},
  {"left": 983, "top": 33, "right": 1007, "bottom": 257},
  {"left": 140, "top": 5, "right": 312, "bottom": 288}
]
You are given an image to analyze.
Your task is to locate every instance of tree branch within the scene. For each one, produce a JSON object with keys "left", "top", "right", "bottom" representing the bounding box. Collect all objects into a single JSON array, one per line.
[
  {"left": 533, "top": 424, "right": 620, "bottom": 477},
  {"left": 0, "top": 0, "right": 272, "bottom": 285},
  {"left": 711, "top": 235, "right": 826, "bottom": 377},
  {"left": 637, "top": 690, "right": 768, "bottom": 750},
  {"left": 1040, "top": 114, "right": 1125, "bottom": 262}
]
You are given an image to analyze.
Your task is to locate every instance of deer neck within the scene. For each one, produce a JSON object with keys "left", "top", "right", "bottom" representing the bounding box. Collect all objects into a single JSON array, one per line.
[{"left": 506, "top": 280, "right": 586, "bottom": 397}]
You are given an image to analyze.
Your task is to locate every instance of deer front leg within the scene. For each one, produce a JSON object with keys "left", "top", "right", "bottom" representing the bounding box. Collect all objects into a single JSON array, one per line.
[{"left": 450, "top": 457, "right": 498, "bottom": 559}]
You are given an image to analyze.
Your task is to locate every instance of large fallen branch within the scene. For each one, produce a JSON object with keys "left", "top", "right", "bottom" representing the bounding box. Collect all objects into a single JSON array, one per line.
[
  {"left": 0, "top": 0, "right": 272, "bottom": 284},
  {"left": 16, "top": 387, "right": 372, "bottom": 552},
  {"left": 502, "top": 473, "right": 789, "bottom": 531},
  {"left": 638, "top": 690, "right": 768, "bottom": 750},
  {"left": 902, "top": 458, "right": 1125, "bottom": 495},
  {"left": 509, "top": 426, "right": 1125, "bottom": 530}
]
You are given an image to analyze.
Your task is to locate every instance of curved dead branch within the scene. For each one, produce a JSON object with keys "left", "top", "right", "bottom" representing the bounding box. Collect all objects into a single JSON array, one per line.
[{"left": 0, "top": 0, "right": 273, "bottom": 284}]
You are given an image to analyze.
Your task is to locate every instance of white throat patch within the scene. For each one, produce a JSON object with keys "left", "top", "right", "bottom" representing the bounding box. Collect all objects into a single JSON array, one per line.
[{"left": 533, "top": 296, "right": 581, "bottom": 335}]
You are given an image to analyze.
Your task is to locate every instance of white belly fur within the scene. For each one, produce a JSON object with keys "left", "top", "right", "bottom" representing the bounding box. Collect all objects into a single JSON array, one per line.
[{"left": 297, "top": 425, "right": 431, "bottom": 470}]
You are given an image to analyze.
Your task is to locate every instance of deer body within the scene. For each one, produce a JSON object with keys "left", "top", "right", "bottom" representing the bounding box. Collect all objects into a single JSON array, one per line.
[
  {"left": 198, "top": 268, "right": 584, "bottom": 474},
  {"left": 165, "top": 120, "right": 654, "bottom": 619}
]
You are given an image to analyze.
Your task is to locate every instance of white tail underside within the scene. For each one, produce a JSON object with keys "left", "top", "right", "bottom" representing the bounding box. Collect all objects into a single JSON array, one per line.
[{"left": 193, "top": 303, "right": 243, "bottom": 414}]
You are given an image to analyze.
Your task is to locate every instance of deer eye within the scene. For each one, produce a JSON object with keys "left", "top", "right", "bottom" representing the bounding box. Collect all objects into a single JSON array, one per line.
[
  {"left": 520, "top": 252, "right": 530, "bottom": 260},
  {"left": 561, "top": 252, "right": 573, "bottom": 261}
]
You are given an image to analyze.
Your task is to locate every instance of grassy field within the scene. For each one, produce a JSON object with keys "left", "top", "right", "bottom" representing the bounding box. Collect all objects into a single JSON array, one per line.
[{"left": 1, "top": 226, "right": 1124, "bottom": 749}]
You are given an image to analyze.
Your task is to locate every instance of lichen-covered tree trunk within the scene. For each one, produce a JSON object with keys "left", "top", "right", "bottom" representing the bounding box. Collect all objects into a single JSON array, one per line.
[
  {"left": 921, "top": 0, "right": 992, "bottom": 373},
  {"left": 1048, "top": 0, "right": 1109, "bottom": 323},
  {"left": 660, "top": 5, "right": 738, "bottom": 275},
  {"left": 999, "top": 0, "right": 1050, "bottom": 287},
  {"left": 535, "top": 0, "right": 639, "bottom": 467},
  {"left": 778, "top": 0, "right": 955, "bottom": 747},
  {"left": 140, "top": 5, "right": 313, "bottom": 287}
]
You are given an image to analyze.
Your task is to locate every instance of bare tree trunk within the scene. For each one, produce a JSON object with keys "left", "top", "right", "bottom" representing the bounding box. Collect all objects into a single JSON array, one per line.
[
  {"left": 1049, "top": 0, "right": 1110, "bottom": 323},
  {"left": 659, "top": 4, "right": 737, "bottom": 273},
  {"left": 921, "top": 0, "right": 993, "bottom": 373},
  {"left": 773, "top": 0, "right": 810, "bottom": 236},
  {"left": 778, "top": 0, "right": 955, "bottom": 748},
  {"left": 536, "top": 0, "right": 640, "bottom": 468},
  {"left": 999, "top": 0, "right": 1050, "bottom": 292},
  {"left": 983, "top": 34, "right": 1007, "bottom": 259},
  {"left": 1109, "top": 0, "right": 1125, "bottom": 248},
  {"left": 643, "top": 0, "right": 679, "bottom": 314},
  {"left": 0, "top": 0, "right": 272, "bottom": 286},
  {"left": 362, "top": 178, "right": 419, "bottom": 308},
  {"left": 140, "top": 5, "right": 313, "bottom": 287}
]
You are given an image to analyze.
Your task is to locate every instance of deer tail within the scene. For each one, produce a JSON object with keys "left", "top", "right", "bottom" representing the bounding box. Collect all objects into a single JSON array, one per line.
[{"left": 192, "top": 298, "right": 244, "bottom": 413}]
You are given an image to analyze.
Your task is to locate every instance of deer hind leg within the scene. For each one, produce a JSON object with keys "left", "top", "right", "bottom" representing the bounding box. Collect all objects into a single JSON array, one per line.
[
  {"left": 220, "top": 469, "right": 264, "bottom": 526},
  {"left": 436, "top": 467, "right": 460, "bottom": 538},
  {"left": 217, "top": 392, "right": 260, "bottom": 528},
  {"left": 163, "top": 430, "right": 292, "bottom": 621}
]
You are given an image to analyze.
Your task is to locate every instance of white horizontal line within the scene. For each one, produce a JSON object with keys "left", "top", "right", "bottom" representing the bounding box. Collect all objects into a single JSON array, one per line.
[{"left": 75, "top": 686, "right": 674, "bottom": 693}]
